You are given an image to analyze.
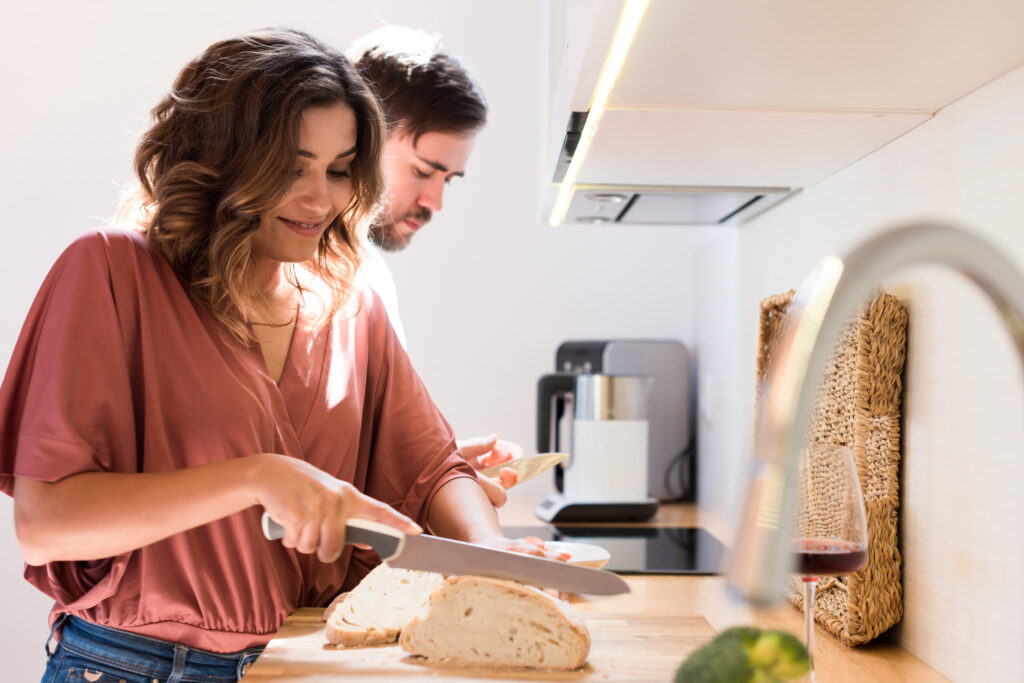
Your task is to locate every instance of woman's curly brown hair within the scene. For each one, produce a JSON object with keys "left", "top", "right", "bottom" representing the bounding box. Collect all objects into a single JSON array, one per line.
[{"left": 126, "top": 28, "right": 386, "bottom": 342}]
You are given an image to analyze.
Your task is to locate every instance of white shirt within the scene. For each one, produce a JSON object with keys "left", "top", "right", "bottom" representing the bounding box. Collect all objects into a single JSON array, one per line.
[{"left": 358, "top": 244, "right": 408, "bottom": 349}]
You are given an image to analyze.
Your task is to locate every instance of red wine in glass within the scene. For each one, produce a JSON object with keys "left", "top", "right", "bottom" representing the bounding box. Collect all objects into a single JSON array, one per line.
[{"left": 793, "top": 538, "right": 867, "bottom": 576}]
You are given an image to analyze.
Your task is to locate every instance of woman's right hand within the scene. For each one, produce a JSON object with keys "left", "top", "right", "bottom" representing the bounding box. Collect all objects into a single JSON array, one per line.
[{"left": 245, "top": 453, "right": 421, "bottom": 564}]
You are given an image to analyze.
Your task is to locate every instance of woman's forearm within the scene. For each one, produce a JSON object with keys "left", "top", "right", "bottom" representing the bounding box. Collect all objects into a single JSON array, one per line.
[
  {"left": 13, "top": 457, "right": 263, "bottom": 566},
  {"left": 14, "top": 452, "right": 422, "bottom": 567},
  {"left": 426, "top": 476, "right": 502, "bottom": 543}
]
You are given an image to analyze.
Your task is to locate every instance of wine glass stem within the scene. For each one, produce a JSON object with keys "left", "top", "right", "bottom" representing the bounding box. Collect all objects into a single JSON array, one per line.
[{"left": 803, "top": 576, "right": 818, "bottom": 681}]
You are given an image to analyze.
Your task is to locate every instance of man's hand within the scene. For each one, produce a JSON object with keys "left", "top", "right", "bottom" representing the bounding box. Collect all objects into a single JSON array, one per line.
[
  {"left": 457, "top": 434, "right": 524, "bottom": 508},
  {"left": 457, "top": 434, "right": 523, "bottom": 470}
]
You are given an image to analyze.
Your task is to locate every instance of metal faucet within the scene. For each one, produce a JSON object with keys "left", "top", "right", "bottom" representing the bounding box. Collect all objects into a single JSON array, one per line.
[{"left": 726, "top": 222, "right": 1024, "bottom": 605}]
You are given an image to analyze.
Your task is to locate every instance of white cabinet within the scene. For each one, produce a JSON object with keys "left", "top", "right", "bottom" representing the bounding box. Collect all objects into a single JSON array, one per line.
[{"left": 544, "top": 0, "right": 1024, "bottom": 225}]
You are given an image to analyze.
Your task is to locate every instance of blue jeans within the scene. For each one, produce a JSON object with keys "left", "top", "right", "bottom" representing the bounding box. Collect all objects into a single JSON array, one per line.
[{"left": 42, "top": 614, "right": 264, "bottom": 682}]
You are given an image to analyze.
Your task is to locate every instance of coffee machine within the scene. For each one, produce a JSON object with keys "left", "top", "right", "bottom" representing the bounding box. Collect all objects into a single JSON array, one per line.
[{"left": 534, "top": 340, "right": 694, "bottom": 523}]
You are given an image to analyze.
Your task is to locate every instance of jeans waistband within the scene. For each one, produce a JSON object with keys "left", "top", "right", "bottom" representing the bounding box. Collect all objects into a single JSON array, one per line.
[{"left": 51, "top": 615, "right": 263, "bottom": 681}]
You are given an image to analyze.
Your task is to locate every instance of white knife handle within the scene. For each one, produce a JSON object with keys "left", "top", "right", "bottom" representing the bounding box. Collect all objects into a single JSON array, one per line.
[
  {"left": 344, "top": 518, "right": 406, "bottom": 561},
  {"left": 260, "top": 513, "right": 406, "bottom": 562},
  {"left": 261, "top": 512, "right": 286, "bottom": 540}
]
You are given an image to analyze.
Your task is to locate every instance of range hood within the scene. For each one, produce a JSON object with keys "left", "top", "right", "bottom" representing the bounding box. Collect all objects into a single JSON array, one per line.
[
  {"left": 564, "top": 184, "right": 792, "bottom": 225},
  {"left": 552, "top": 107, "right": 792, "bottom": 225},
  {"left": 543, "top": 0, "right": 1024, "bottom": 227}
]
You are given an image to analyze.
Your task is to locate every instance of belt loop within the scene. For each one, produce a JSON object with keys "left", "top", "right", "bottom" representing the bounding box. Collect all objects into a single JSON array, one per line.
[
  {"left": 168, "top": 643, "right": 188, "bottom": 683},
  {"left": 237, "top": 657, "right": 252, "bottom": 681},
  {"left": 44, "top": 613, "right": 70, "bottom": 660},
  {"left": 237, "top": 648, "right": 262, "bottom": 681}
]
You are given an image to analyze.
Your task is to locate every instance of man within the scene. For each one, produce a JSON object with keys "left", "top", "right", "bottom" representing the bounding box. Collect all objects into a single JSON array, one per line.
[{"left": 348, "top": 27, "right": 521, "bottom": 505}]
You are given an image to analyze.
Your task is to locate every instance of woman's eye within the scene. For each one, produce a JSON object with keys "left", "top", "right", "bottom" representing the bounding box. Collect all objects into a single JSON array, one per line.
[
  {"left": 414, "top": 168, "right": 431, "bottom": 179},
  {"left": 328, "top": 169, "right": 350, "bottom": 179}
]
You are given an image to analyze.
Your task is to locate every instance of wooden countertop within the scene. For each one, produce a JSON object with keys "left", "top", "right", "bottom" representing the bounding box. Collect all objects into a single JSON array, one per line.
[{"left": 243, "top": 495, "right": 948, "bottom": 682}]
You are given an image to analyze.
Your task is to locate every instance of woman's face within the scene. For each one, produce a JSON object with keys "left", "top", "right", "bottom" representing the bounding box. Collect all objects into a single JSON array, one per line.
[{"left": 252, "top": 101, "right": 358, "bottom": 268}]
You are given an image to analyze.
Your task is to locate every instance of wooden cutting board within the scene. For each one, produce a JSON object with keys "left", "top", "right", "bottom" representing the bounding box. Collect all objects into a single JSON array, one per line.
[{"left": 243, "top": 607, "right": 715, "bottom": 681}]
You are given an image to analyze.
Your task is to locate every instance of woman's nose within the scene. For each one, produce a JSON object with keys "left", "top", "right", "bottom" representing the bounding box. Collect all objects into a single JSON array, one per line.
[{"left": 300, "top": 175, "right": 332, "bottom": 213}]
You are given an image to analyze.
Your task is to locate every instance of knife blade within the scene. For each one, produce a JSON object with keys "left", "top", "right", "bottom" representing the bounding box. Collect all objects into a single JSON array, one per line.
[
  {"left": 479, "top": 452, "right": 568, "bottom": 487},
  {"left": 261, "top": 514, "right": 629, "bottom": 595}
]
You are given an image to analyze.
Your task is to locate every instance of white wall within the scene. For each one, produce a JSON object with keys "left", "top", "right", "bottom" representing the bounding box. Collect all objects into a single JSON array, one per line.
[
  {"left": 696, "top": 63, "right": 1024, "bottom": 680},
  {"left": 0, "top": 2, "right": 716, "bottom": 678},
  {"left": 693, "top": 228, "right": 745, "bottom": 519}
]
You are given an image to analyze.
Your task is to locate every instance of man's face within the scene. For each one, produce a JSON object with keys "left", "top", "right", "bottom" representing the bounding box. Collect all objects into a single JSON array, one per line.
[{"left": 371, "top": 129, "right": 477, "bottom": 252}]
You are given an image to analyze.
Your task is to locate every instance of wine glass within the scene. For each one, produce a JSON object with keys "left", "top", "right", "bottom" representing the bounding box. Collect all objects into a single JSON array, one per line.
[{"left": 791, "top": 445, "right": 868, "bottom": 681}]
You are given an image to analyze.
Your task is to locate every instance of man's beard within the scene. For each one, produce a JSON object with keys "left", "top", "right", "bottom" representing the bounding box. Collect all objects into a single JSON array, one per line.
[
  {"left": 368, "top": 210, "right": 431, "bottom": 253},
  {"left": 368, "top": 220, "right": 408, "bottom": 252}
]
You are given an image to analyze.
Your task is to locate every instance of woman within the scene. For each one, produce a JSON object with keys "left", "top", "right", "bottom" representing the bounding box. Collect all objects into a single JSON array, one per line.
[{"left": 0, "top": 28, "right": 541, "bottom": 682}]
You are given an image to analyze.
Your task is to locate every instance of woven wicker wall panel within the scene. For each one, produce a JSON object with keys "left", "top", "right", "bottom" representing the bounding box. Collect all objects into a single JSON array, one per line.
[{"left": 756, "top": 289, "right": 908, "bottom": 646}]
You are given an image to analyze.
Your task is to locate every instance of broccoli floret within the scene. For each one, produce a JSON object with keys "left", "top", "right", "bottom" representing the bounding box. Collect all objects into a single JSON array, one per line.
[
  {"left": 745, "top": 629, "right": 809, "bottom": 680},
  {"left": 674, "top": 627, "right": 809, "bottom": 683}
]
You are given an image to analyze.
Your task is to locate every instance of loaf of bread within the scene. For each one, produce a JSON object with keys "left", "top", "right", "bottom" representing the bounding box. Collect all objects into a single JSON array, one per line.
[
  {"left": 324, "top": 563, "right": 444, "bottom": 647},
  {"left": 399, "top": 575, "right": 591, "bottom": 670}
]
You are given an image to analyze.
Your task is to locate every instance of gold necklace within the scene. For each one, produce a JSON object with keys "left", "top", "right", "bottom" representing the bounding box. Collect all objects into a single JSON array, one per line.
[{"left": 249, "top": 302, "right": 300, "bottom": 328}]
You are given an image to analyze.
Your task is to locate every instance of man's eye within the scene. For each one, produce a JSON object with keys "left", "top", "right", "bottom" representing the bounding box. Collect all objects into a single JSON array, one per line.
[{"left": 414, "top": 168, "right": 431, "bottom": 179}]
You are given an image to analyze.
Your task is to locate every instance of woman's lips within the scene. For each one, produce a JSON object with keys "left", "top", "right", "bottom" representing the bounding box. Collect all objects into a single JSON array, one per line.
[{"left": 280, "top": 217, "right": 323, "bottom": 234}]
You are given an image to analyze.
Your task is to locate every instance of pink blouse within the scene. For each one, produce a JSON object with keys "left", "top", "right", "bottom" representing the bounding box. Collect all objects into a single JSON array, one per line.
[{"left": 0, "top": 229, "right": 475, "bottom": 652}]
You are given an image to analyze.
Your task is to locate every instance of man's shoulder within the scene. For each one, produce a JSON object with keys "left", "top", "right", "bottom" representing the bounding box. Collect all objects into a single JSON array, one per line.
[
  {"left": 358, "top": 246, "right": 396, "bottom": 291},
  {"left": 355, "top": 247, "right": 406, "bottom": 349}
]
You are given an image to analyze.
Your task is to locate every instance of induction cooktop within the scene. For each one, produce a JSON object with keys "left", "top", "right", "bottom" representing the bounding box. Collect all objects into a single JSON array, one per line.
[{"left": 503, "top": 525, "right": 726, "bottom": 575}]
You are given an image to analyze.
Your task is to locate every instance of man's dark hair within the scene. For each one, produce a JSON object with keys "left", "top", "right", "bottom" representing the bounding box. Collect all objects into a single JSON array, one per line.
[{"left": 348, "top": 26, "right": 487, "bottom": 141}]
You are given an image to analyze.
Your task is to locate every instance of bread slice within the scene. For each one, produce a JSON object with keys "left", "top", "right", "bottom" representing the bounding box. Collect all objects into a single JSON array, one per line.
[
  {"left": 399, "top": 575, "right": 590, "bottom": 670},
  {"left": 324, "top": 563, "right": 444, "bottom": 647}
]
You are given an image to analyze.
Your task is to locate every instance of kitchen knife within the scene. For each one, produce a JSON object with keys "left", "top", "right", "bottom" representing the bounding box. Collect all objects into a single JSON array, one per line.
[
  {"left": 261, "top": 514, "right": 629, "bottom": 595},
  {"left": 479, "top": 452, "right": 568, "bottom": 487}
]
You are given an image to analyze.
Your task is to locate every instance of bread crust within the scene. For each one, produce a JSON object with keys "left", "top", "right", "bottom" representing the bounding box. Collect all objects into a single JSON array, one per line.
[
  {"left": 323, "top": 564, "right": 444, "bottom": 648},
  {"left": 399, "top": 575, "right": 591, "bottom": 670}
]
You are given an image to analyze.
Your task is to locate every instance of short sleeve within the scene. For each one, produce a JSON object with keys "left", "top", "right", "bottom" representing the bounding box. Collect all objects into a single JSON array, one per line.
[
  {"left": 359, "top": 291, "right": 475, "bottom": 528},
  {"left": 0, "top": 230, "right": 138, "bottom": 496}
]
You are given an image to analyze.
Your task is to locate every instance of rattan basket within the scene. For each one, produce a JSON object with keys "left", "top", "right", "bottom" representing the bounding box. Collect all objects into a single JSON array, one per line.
[{"left": 755, "top": 289, "right": 908, "bottom": 646}]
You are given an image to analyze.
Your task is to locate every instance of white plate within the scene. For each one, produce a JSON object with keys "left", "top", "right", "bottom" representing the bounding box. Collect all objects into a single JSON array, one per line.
[{"left": 543, "top": 540, "right": 611, "bottom": 569}]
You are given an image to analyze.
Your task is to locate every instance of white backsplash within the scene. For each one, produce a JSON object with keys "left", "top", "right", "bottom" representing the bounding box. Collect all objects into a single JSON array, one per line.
[{"left": 695, "top": 61, "right": 1024, "bottom": 681}]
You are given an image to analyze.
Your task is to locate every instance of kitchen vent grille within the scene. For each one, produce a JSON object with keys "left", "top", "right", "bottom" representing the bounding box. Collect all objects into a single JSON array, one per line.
[{"left": 565, "top": 184, "right": 795, "bottom": 225}]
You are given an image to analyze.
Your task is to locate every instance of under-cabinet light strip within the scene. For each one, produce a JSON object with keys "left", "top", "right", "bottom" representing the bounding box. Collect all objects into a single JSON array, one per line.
[{"left": 548, "top": 0, "right": 650, "bottom": 226}]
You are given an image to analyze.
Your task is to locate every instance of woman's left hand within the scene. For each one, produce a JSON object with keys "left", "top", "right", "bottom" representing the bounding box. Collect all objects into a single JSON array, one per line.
[
  {"left": 472, "top": 534, "right": 573, "bottom": 599},
  {"left": 472, "top": 533, "right": 571, "bottom": 562}
]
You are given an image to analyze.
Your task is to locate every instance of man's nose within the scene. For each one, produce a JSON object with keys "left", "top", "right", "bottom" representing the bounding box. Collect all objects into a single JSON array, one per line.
[{"left": 417, "top": 177, "right": 445, "bottom": 213}]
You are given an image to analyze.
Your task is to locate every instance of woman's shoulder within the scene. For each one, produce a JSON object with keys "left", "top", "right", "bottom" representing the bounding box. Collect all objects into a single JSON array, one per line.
[
  {"left": 55, "top": 226, "right": 162, "bottom": 275},
  {"left": 44, "top": 227, "right": 170, "bottom": 299},
  {"left": 350, "top": 282, "right": 397, "bottom": 343},
  {"left": 353, "top": 283, "right": 407, "bottom": 359},
  {"left": 297, "top": 266, "right": 385, "bottom": 324},
  {"left": 65, "top": 226, "right": 150, "bottom": 259}
]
